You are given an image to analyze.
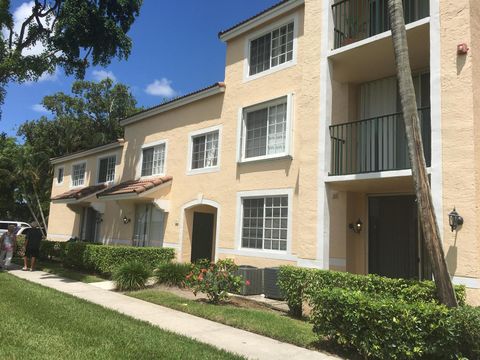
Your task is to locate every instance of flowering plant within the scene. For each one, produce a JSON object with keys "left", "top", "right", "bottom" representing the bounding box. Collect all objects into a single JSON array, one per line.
[{"left": 185, "top": 259, "right": 245, "bottom": 304}]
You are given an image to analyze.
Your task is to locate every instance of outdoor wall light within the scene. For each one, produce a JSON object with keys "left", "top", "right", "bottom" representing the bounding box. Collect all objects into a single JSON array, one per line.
[
  {"left": 448, "top": 207, "right": 463, "bottom": 232},
  {"left": 349, "top": 219, "right": 363, "bottom": 234},
  {"left": 122, "top": 216, "right": 131, "bottom": 224}
]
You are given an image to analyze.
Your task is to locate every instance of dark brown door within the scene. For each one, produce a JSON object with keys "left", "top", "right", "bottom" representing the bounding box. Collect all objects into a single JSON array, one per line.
[
  {"left": 368, "top": 195, "right": 419, "bottom": 279},
  {"left": 191, "top": 212, "right": 214, "bottom": 263}
]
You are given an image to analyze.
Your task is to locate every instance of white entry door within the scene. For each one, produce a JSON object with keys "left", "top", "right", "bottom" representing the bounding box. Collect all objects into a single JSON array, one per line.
[{"left": 133, "top": 204, "right": 165, "bottom": 247}]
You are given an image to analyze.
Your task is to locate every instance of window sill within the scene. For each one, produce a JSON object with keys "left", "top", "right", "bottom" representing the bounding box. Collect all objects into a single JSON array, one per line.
[
  {"left": 244, "top": 60, "right": 296, "bottom": 83},
  {"left": 217, "top": 247, "right": 295, "bottom": 261},
  {"left": 238, "top": 154, "right": 292, "bottom": 165},
  {"left": 186, "top": 166, "right": 220, "bottom": 176}
]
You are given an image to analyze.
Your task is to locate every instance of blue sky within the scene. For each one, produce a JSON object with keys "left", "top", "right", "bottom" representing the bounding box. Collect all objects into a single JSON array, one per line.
[{"left": 1, "top": 0, "right": 279, "bottom": 138}]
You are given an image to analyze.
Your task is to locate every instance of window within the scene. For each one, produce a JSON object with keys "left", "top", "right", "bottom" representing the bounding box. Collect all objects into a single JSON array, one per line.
[
  {"left": 98, "top": 155, "right": 116, "bottom": 183},
  {"left": 141, "top": 143, "right": 165, "bottom": 177},
  {"left": 249, "top": 22, "right": 294, "bottom": 76},
  {"left": 72, "top": 163, "right": 86, "bottom": 187},
  {"left": 241, "top": 195, "right": 288, "bottom": 251},
  {"left": 191, "top": 131, "right": 219, "bottom": 170},
  {"left": 57, "top": 167, "right": 64, "bottom": 184},
  {"left": 240, "top": 96, "right": 291, "bottom": 161}
]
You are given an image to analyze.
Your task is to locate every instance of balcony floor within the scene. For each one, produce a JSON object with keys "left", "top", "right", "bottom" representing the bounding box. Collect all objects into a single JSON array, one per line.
[{"left": 328, "top": 18, "right": 430, "bottom": 83}]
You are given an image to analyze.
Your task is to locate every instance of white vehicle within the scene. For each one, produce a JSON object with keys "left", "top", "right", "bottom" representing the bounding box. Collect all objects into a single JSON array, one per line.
[{"left": 0, "top": 221, "right": 31, "bottom": 236}]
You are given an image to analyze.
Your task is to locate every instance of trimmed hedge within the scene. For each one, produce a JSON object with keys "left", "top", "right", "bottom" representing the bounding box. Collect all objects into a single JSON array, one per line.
[
  {"left": 311, "top": 288, "right": 480, "bottom": 359},
  {"left": 38, "top": 240, "right": 175, "bottom": 274},
  {"left": 278, "top": 266, "right": 466, "bottom": 317}
]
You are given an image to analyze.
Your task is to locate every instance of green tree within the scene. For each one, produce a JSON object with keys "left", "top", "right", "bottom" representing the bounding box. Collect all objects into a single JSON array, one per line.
[
  {"left": 16, "top": 78, "right": 139, "bottom": 224},
  {"left": 0, "top": 0, "right": 142, "bottom": 111}
]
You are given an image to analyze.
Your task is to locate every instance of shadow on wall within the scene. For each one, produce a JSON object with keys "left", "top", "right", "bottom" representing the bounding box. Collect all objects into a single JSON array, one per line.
[{"left": 446, "top": 231, "right": 459, "bottom": 276}]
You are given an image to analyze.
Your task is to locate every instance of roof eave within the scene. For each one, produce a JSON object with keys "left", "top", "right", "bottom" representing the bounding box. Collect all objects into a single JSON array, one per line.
[
  {"left": 120, "top": 84, "right": 226, "bottom": 127},
  {"left": 50, "top": 140, "right": 124, "bottom": 165},
  {"left": 218, "top": 0, "right": 304, "bottom": 42}
]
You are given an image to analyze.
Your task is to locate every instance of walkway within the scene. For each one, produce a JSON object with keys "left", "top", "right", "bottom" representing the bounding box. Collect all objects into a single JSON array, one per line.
[{"left": 9, "top": 269, "right": 341, "bottom": 360}]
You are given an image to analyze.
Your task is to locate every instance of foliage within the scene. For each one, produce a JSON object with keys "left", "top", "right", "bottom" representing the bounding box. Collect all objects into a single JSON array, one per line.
[
  {"left": 113, "top": 260, "right": 152, "bottom": 291},
  {"left": 1, "top": 272, "right": 242, "bottom": 359},
  {"left": 0, "top": 0, "right": 142, "bottom": 110},
  {"left": 14, "top": 235, "right": 25, "bottom": 257},
  {"left": 310, "top": 288, "right": 480, "bottom": 359},
  {"left": 154, "top": 262, "right": 191, "bottom": 287},
  {"left": 37, "top": 240, "right": 175, "bottom": 274},
  {"left": 277, "top": 266, "right": 466, "bottom": 317},
  {"left": 185, "top": 259, "right": 245, "bottom": 304}
]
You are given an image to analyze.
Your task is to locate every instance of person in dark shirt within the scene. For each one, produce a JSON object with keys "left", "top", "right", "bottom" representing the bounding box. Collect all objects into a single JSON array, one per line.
[{"left": 23, "top": 222, "right": 43, "bottom": 271}]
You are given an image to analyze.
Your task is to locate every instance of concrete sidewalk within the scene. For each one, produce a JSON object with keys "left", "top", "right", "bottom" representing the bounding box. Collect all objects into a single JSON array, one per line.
[{"left": 9, "top": 269, "right": 341, "bottom": 360}]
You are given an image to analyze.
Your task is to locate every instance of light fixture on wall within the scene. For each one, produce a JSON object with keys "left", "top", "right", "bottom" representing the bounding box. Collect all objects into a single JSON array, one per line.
[
  {"left": 122, "top": 216, "right": 131, "bottom": 224},
  {"left": 448, "top": 207, "right": 463, "bottom": 232},
  {"left": 349, "top": 219, "right": 363, "bottom": 234}
]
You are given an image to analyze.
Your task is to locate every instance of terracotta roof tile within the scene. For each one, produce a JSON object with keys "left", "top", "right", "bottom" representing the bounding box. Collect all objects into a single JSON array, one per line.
[
  {"left": 51, "top": 184, "right": 107, "bottom": 201},
  {"left": 97, "top": 176, "right": 172, "bottom": 198}
]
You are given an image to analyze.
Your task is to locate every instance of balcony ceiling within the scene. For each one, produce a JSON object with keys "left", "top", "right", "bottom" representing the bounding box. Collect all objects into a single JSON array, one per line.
[{"left": 329, "top": 21, "right": 430, "bottom": 84}]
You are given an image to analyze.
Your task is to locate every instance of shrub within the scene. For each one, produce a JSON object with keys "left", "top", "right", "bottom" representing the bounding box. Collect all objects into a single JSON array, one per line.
[
  {"left": 185, "top": 259, "right": 244, "bottom": 304},
  {"left": 63, "top": 241, "right": 87, "bottom": 268},
  {"left": 14, "top": 235, "right": 26, "bottom": 257},
  {"left": 154, "top": 262, "right": 191, "bottom": 287},
  {"left": 310, "top": 288, "right": 466, "bottom": 360},
  {"left": 40, "top": 240, "right": 67, "bottom": 260},
  {"left": 450, "top": 305, "right": 480, "bottom": 359},
  {"left": 112, "top": 260, "right": 152, "bottom": 291},
  {"left": 278, "top": 266, "right": 466, "bottom": 316}
]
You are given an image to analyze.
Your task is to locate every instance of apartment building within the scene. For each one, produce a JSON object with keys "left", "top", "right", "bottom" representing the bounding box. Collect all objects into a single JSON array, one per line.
[{"left": 47, "top": 0, "right": 480, "bottom": 304}]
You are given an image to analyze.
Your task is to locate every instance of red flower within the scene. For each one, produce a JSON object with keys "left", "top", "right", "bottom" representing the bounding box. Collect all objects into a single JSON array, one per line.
[
  {"left": 245, "top": 280, "right": 251, "bottom": 286},
  {"left": 186, "top": 274, "right": 192, "bottom": 279},
  {"left": 198, "top": 274, "right": 204, "bottom": 281}
]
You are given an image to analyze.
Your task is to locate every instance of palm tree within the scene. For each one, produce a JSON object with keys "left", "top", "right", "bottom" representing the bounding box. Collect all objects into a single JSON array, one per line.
[{"left": 387, "top": 0, "right": 457, "bottom": 307}]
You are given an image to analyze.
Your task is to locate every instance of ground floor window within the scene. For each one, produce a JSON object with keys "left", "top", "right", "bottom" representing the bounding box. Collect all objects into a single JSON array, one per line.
[{"left": 241, "top": 195, "right": 288, "bottom": 251}]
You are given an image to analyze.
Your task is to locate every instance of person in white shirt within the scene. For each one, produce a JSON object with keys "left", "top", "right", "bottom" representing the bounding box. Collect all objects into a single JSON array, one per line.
[{"left": 0, "top": 224, "right": 17, "bottom": 270}]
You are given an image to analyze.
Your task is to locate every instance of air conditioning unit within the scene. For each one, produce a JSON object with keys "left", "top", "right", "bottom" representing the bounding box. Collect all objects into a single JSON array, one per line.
[
  {"left": 263, "top": 267, "right": 284, "bottom": 300},
  {"left": 235, "top": 265, "right": 263, "bottom": 295}
]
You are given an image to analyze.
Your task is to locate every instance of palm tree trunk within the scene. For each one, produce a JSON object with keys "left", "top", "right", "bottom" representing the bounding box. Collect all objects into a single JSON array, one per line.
[
  {"left": 33, "top": 185, "right": 48, "bottom": 233},
  {"left": 23, "top": 192, "right": 45, "bottom": 237},
  {"left": 387, "top": 0, "right": 457, "bottom": 307}
]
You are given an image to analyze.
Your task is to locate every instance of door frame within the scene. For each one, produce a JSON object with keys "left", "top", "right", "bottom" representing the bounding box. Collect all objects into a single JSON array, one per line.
[
  {"left": 178, "top": 199, "right": 220, "bottom": 262},
  {"left": 366, "top": 193, "right": 423, "bottom": 280}
]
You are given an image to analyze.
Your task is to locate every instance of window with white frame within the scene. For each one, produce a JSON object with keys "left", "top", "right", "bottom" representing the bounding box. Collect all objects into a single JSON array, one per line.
[
  {"left": 98, "top": 155, "right": 116, "bottom": 183},
  {"left": 240, "top": 96, "right": 290, "bottom": 161},
  {"left": 71, "top": 163, "right": 86, "bottom": 187},
  {"left": 57, "top": 167, "right": 64, "bottom": 184},
  {"left": 191, "top": 130, "right": 219, "bottom": 170},
  {"left": 249, "top": 22, "right": 294, "bottom": 76},
  {"left": 241, "top": 195, "right": 288, "bottom": 251},
  {"left": 141, "top": 143, "right": 165, "bottom": 177}
]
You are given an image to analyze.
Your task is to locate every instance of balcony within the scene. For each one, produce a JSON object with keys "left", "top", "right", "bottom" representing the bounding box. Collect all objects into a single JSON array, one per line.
[
  {"left": 329, "top": 107, "right": 431, "bottom": 176},
  {"left": 332, "top": 0, "right": 429, "bottom": 49}
]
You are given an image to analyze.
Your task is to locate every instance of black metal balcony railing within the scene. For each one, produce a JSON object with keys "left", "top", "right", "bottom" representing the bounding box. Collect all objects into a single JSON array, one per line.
[
  {"left": 329, "top": 107, "right": 431, "bottom": 176},
  {"left": 332, "top": 0, "right": 429, "bottom": 49}
]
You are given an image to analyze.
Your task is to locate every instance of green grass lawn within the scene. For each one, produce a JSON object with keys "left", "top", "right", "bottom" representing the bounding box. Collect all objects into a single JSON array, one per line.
[
  {"left": 129, "top": 289, "right": 317, "bottom": 349},
  {"left": 0, "top": 273, "right": 244, "bottom": 360},
  {"left": 13, "top": 258, "right": 105, "bottom": 283}
]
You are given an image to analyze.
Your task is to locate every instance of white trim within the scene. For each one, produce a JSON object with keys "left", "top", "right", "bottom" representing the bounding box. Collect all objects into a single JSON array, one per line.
[
  {"left": 55, "top": 166, "right": 64, "bottom": 186},
  {"left": 120, "top": 86, "right": 225, "bottom": 127},
  {"left": 95, "top": 151, "right": 119, "bottom": 185},
  {"left": 219, "top": 0, "right": 304, "bottom": 42},
  {"left": 328, "top": 17, "right": 430, "bottom": 57},
  {"left": 178, "top": 198, "right": 221, "bottom": 263},
  {"left": 97, "top": 193, "right": 138, "bottom": 201},
  {"left": 326, "top": 168, "right": 432, "bottom": 182},
  {"left": 429, "top": 0, "right": 443, "bottom": 241},
  {"left": 137, "top": 139, "right": 168, "bottom": 179},
  {"left": 46, "top": 233, "right": 71, "bottom": 241},
  {"left": 70, "top": 160, "right": 87, "bottom": 188},
  {"left": 50, "top": 141, "right": 124, "bottom": 165},
  {"left": 238, "top": 94, "right": 293, "bottom": 163},
  {"left": 153, "top": 199, "right": 171, "bottom": 212},
  {"left": 243, "top": 13, "right": 299, "bottom": 82},
  {"left": 186, "top": 125, "right": 222, "bottom": 175},
  {"left": 217, "top": 248, "right": 297, "bottom": 261},
  {"left": 235, "top": 188, "right": 294, "bottom": 256},
  {"left": 163, "top": 242, "right": 180, "bottom": 249},
  {"left": 316, "top": 0, "right": 333, "bottom": 270},
  {"left": 452, "top": 276, "right": 480, "bottom": 289}
]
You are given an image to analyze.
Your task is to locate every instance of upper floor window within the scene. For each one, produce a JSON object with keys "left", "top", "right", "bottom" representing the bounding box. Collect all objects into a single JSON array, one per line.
[
  {"left": 98, "top": 155, "right": 116, "bottom": 183},
  {"left": 72, "top": 162, "right": 86, "bottom": 187},
  {"left": 249, "top": 22, "right": 294, "bottom": 76},
  {"left": 141, "top": 142, "right": 166, "bottom": 177},
  {"left": 188, "top": 125, "right": 221, "bottom": 174},
  {"left": 239, "top": 95, "right": 292, "bottom": 162},
  {"left": 56, "top": 167, "right": 64, "bottom": 184}
]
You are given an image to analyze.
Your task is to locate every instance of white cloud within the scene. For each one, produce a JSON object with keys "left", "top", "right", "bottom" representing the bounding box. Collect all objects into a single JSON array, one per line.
[
  {"left": 145, "top": 78, "right": 177, "bottom": 97},
  {"left": 25, "top": 67, "right": 59, "bottom": 84},
  {"left": 92, "top": 69, "right": 117, "bottom": 82},
  {"left": 32, "top": 104, "right": 48, "bottom": 113}
]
